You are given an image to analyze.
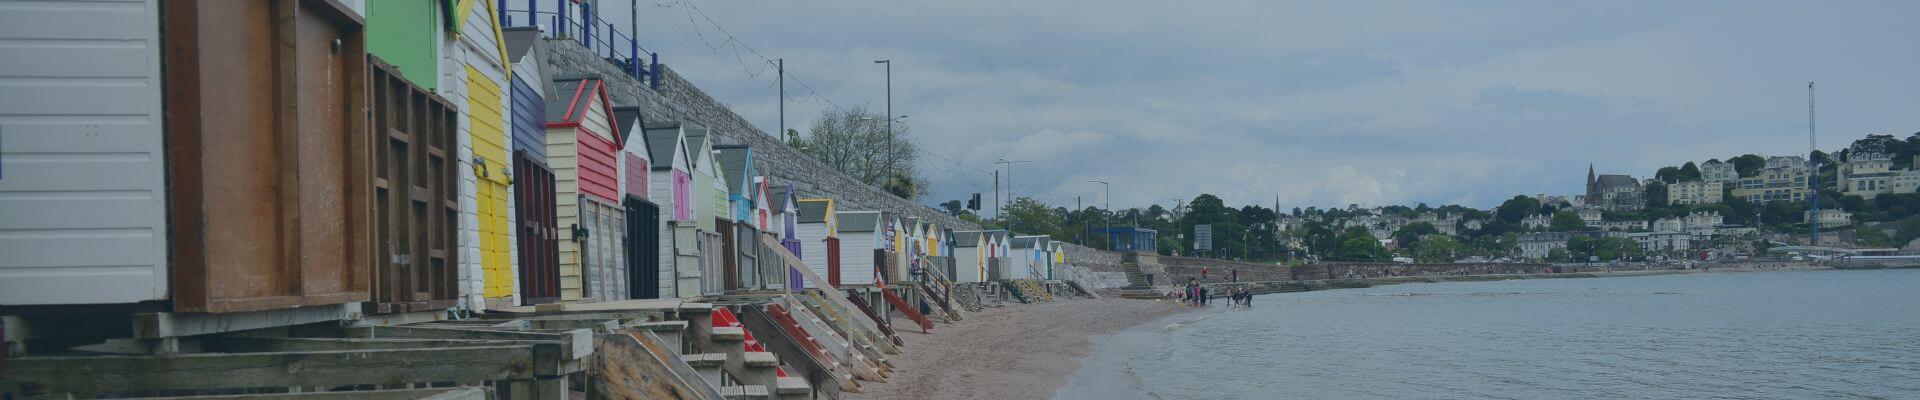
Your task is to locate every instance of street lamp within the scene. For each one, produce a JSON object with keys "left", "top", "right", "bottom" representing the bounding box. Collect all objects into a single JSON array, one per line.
[
  {"left": 994, "top": 159, "right": 1030, "bottom": 220},
  {"left": 1089, "top": 180, "right": 1111, "bottom": 250},
  {"left": 874, "top": 59, "right": 892, "bottom": 177}
]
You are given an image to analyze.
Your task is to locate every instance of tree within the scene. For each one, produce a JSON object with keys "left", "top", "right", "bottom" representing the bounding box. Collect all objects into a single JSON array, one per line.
[
  {"left": 1679, "top": 162, "right": 1702, "bottom": 181},
  {"left": 1391, "top": 222, "right": 1439, "bottom": 249},
  {"left": 784, "top": 128, "right": 805, "bottom": 150},
  {"left": 1644, "top": 181, "right": 1669, "bottom": 209},
  {"left": 1548, "top": 210, "right": 1588, "bottom": 232},
  {"left": 1001, "top": 197, "right": 1063, "bottom": 238},
  {"left": 792, "top": 106, "right": 922, "bottom": 192},
  {"left": 1857, "top": 226, "right": 1893, "bottom": 248},
  {"left": 1655, "top": 166, "right": 1684, "bottom": 183},
  {"left": 880, "top": 172, "right": 926, "bottom": 199},
  {"left": 1731, "top": 154, "right": 1767, "bottom": 177},
  {"left": 1546, "top": 247, "right": 1572, "bottom": 262},
  {"left": 1410, "top": 234, "right": 1464, "bottom": 263},
  {"left": 1568, "top": 236, "right": 1645, "bottom": 262},
  {"left": 939, "top": 200, "right": 965, "bottom": 216},
  {"left": 1848, "top": 134, "right": 1904, "bottom": 158},
  {"left": 1335, "top": 235, "right": 1391, "bottom": 262},
  {"left": 1495, "top": 195, "right": 1542, "bottom": 224}
]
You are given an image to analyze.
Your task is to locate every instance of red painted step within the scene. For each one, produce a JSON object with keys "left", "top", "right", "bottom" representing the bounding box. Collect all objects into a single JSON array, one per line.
[
  {"left": 882, "top": 288, "right": 935, "bottom": 333},
  {"left": 711, "top": 307, "right": 788, "bottom": 378}
]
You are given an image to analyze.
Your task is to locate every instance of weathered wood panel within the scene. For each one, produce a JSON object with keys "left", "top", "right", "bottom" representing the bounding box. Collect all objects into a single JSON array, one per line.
[
  {"left": 3, "top": 345, "right": 536, "bottom": 395},
  {"left": 590, "top": 330, "right": 724, "bottom": 400},
  {"left": 368, "top": 57, "right": 462, "bottom": 315},
  {"left": 163, "top": 0, "right": 373, "bottom": 313}
]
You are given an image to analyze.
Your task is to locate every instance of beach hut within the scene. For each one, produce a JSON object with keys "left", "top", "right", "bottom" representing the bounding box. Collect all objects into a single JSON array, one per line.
[
  {"left": 951, "top": 231, "right": 988, "bottom": 283},
  {"left": 795, "top": 199, "right": 838, "bottom": 287},
  {"left": 642, "top": 121, "right": 696, "bottom": 299},
  {"left": 544, "top": 77, "right": 625, "bottom": 302},
  {"left": 504, "top": 27, "right": 559, "bottom": 305},
  {"left": 1008, "top": 237, "right": 1036, "bottom": 280},
  {"left": 835, "top": 211, "right": 887, "bottom": 287},
  {"left": 984, "top": 231, "right": 1012, "bottom": 280},
  {"left": 716, "top": 145, "right": 760, "bottom": 291},
  {"left": 887, "top": 216, "right": 914, "bottom": 284},
  {"left": 749, "top": 178, "right": 780, "bottom": 287},
  {"left": 1052, "top": 242, "right": 1068, "bottom": 279},
  {"left": 613, "top": 107, "right": 662, "bottom": 299},
  {"left": 771, "top": 186, "right": 802, "bottom": 288},
  {"left": 685, "top": 126, "right": 728, "bottom": 296},
  {"left": 421, "top": 0, "right": 516, "bottom": 310}
]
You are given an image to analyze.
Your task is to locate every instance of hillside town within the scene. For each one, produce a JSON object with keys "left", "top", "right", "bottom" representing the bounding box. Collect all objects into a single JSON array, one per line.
[{"left": 1236, "top": 138, "right": 1920, "bottom": 266}]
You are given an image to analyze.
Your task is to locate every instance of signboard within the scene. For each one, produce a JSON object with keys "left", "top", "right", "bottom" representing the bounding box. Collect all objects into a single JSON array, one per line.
[{"left": 1194, "top": 224, "right": 1213, "bottom": 251}]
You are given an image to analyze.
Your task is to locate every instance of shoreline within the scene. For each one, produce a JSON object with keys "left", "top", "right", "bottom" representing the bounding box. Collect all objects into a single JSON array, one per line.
[
  {"left": 853, "top": 267, "right": 1829, "bottom": 399},
  {"left": 1174, "top": 265, "right": 1831, "bottom": 298},
  {"left": 845, "top": 297, "right": 1194, "bottom": 400}
]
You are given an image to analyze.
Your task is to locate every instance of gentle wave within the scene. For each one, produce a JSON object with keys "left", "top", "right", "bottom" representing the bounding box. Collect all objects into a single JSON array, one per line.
[{"left": 1059, "top": 270, "right": 1920, "bottom": 400}]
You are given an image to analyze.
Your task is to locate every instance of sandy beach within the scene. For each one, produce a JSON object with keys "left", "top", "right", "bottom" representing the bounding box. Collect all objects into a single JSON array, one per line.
[{"left": 848, "top": 296, "right": 1192, "bottom": 400}]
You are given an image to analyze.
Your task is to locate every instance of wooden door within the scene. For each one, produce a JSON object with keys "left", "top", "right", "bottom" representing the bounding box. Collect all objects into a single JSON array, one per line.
[
  {"left": 514, "top": 151, "right": 560, "bottom": 304},
  {"left": 721, "top": 219, "right": 738, "bottom": 291},
  {"left": 826, "top": 237, "right": 842, "bottom": 287},
  {"left": 625, "top": 196, "right": 660, "bottom": 299}
]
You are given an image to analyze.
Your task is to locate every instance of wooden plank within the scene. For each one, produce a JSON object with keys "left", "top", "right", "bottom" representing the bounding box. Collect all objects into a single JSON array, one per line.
[
  {"left": 881, "top": 289, "right": 933, "bottom": 333},
  {"left": 844, "top": 292, "right": 903, "bottom": 347},
  {"left": 590, "top": 330, "right": 725, "bottom": 400},
  {"left": 740, "top": 305, "right": 849, "bottom": 399},
  {"left": 201, "top": 337, "right": 542, "bottom": 353},
  {"left": 778, "top": 298, "right": 883, "bottom": 382},
  {"left": 757, "top": 236, "right": 895, "bottom": 349},
  {"left": 341, "top": 326, "right": 591, "bottom": 366},
  {"left": 133, "top": 387, "right": 489, "bottom": 400},
  {"left": 3, "top": 346, "right": 535, "bottom": 396},
  {"left": 796, "top": 293, "right": 893, "bottom": 369}
]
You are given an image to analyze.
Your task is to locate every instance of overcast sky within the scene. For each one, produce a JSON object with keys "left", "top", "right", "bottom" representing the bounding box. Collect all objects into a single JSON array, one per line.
[{"left": 579, "top": 0, "right": 1920, "bottom": 212}]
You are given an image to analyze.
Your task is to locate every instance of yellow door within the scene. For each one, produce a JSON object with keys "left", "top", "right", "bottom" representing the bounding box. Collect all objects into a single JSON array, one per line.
[{"left": 468, "top": 66, "right": 514, "bottom": 299}]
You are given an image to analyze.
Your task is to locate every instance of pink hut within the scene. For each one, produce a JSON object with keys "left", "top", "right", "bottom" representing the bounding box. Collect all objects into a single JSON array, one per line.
[{"left": 544, "top": 76, "right": 624, "bottom": 302}]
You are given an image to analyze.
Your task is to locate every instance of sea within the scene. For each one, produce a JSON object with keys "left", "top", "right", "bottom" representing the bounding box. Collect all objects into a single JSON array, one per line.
[{"left": 1054, "top": 269, "right": 1920, "bottom": 399}]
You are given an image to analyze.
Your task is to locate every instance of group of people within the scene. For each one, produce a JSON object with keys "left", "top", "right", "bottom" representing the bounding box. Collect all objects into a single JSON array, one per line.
[{"left": 1166, "top": 279, "right": 1255, "bottom": 308}]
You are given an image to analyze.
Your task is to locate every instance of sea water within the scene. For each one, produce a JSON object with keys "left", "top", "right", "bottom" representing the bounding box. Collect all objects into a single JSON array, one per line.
[{"left": 1055, "top": 269, "right": 1920, "bottom": 399}]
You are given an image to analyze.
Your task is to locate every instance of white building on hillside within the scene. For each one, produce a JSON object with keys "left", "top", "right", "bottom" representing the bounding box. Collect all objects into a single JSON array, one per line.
[
  {"left": 1805, "top": 209, "right": 1852, "bottom": 228},
  {"left": 1732, "top": 156, "right": 1812, "bottom": 203},
  {"left": 1701, "top": 160, "right": 1738, "bottom": 183},
  {"left": 1667, "top": 180, "right": 1723, "bottom": 205}
]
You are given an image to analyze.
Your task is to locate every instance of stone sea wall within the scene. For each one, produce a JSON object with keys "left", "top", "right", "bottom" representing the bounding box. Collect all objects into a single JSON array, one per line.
[{"left": 544, "top": 39, "right": 976, "bottom": 230}]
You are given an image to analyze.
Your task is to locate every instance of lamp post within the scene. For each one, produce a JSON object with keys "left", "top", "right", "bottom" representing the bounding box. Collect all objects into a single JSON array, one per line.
[
  {"left": 874, "top": 59, "right": 892, "bottom": 177},
  {"left": 860, "top": 114, "right": 907, "bottom": 184},
  {"left": 994, "top": 159, "right": 1030, "bottom": 220},
  {"left": 1089, "top": 180, "right": 1110, "bottom": 250}
]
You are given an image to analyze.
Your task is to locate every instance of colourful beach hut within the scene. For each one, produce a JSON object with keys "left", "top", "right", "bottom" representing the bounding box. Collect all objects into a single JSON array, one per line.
[
  {"left": 613, "top": 107, "right": 661, "bottom": 300},
  {"left": 835, "top": 211, "right": 886, "bottom": 287},
  {"left": 544, "top": 77, "right": 624, "bottom": 302},
  {"left": 642, "top": 121, "right": 695, "bottom": 298},
  {"left": 504, "top": 26, "right": 558, "bottom": 305},
  {"left": 795, "top": 199, "right": 838, "bottom": 287}
]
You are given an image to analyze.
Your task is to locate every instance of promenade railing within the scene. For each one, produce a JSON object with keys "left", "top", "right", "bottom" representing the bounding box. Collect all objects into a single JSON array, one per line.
[{"left": 501, "top": 0, "right": 661, "bottom": 90}]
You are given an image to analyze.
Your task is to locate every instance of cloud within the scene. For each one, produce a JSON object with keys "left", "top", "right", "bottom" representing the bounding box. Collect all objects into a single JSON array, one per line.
[{"left": 582, "top": 0, "right": 1920, "bottom": 211}]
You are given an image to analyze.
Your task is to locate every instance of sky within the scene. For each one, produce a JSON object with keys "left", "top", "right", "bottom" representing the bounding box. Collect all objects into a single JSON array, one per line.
[{"left": 572, "top": 0, "right": 1920, "bottom": 212}]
